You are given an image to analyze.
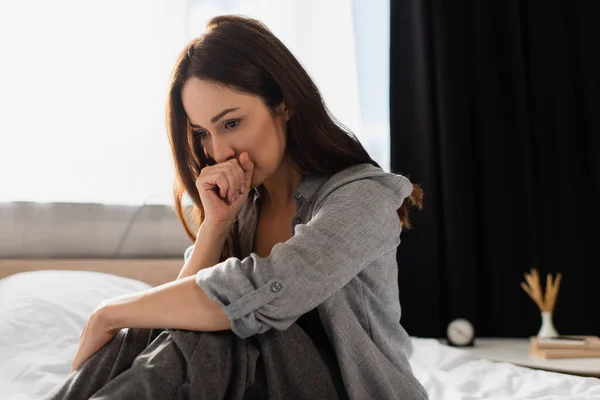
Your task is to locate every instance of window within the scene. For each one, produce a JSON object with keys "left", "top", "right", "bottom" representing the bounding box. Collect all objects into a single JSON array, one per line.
[{"left": 0, "top": 0, "right": 389, "bottom": 205}]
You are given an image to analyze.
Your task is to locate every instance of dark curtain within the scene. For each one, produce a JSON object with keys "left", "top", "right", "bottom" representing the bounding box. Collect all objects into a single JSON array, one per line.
[{"left": 390, "top": 1, "right": 600, "bottom": 338}]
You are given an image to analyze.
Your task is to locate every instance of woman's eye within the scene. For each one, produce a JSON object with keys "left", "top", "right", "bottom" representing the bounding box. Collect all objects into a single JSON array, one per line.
[
  {"left": 225, "top": 119, "right": 240, "bottom": 129},
  {"left": 193, "top": 119, "right": 239, "bottom": 138}
]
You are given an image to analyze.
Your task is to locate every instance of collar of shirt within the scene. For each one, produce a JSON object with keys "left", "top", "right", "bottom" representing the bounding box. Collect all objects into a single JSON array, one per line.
[
  {"left": 236, "top": 173, "right": 330, "bottom": 257},
  {"left": 250, "top": 173, "right": 330, "bottom": 206}
]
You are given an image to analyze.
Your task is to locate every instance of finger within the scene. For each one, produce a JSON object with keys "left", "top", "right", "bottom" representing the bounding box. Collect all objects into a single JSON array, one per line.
[
  {"left": 197, "top": 164, "right": 238, "bottom": 201},
  {"left": 217, "top": 167, "right": 237, "bottom": 202},
  {"left": 80, "top": 322, "right": 88, "bottom": 340},
  {"left": 215, "top": 171, "right": 230, "bottom": 199},
  {"left": 226, "top": 159, "right": 241, "bottom": 200},
  {"left": 71, "top": 351, "right": 82, "bottom": 372},
  {"left": 197, "top": 170, "right": 232, "bottom": 200},
  {"left": 196, "top": 165, "right": 223, "bottom": 191},
  {"left": 234, "top": 157, "right": 245, "bottom": 193},
  {"left": 239, "top": 152, "right": 254, "bottom": 189}
]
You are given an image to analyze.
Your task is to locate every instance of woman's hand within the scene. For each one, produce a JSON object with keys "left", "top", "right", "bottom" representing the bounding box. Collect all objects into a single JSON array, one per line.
[
  {"left": 70, "top": 307, "right": 119, "bottom": 373},
  {"left": 196, "top": 151, "right": 254, "bottom": 226}
]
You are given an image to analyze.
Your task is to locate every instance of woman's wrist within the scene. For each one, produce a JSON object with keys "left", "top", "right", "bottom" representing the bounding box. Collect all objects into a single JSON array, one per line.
[
  {"left": 177, "top": 219, "right": 232, "bottom": 280},
  {"left": 95, "top": 301, "right": 122, "bottom": 332},
  {"left": 198, "top": 219, "right": 232, "bottom": 238}
]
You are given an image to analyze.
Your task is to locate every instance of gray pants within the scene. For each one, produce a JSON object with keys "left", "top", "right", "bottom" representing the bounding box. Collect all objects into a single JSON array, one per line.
[{"left": 43, "top": 324, "right": 348, "bottom": 400}]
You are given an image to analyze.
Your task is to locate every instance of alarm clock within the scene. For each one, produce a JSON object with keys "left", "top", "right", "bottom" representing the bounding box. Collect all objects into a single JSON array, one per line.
[{"left": 446, "top": 318, "right": 476, "bottom": 347}]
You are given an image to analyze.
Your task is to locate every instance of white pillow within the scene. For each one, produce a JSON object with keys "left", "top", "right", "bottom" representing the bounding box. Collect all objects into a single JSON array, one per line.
[{"left": 0, "top": 270, "right": 151, "bottom": 400}]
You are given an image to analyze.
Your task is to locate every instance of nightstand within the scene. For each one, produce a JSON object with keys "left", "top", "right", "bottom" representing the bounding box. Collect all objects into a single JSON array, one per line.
[{"left": 454, "top": 338, "right": 600, "bottom": 378}]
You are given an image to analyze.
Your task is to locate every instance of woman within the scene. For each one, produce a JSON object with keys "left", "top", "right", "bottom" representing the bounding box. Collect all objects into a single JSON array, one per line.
[{"left": 44, "top": 15, "right": 428, "bottom": 400}]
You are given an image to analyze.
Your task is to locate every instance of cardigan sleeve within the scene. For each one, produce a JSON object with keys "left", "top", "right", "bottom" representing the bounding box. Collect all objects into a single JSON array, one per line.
[{"left": 193, "top": 177, "right": 410, "bottom": 338}]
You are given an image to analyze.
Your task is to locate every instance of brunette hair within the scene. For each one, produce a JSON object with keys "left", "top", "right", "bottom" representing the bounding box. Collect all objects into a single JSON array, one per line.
[{"left": 165, "top": 15, "right": 423, "bottom": 261}]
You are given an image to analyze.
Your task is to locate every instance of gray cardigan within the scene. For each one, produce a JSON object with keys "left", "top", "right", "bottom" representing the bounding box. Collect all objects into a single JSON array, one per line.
[{"left": 186, "top": 162, "right": 428, "bottom": 400}]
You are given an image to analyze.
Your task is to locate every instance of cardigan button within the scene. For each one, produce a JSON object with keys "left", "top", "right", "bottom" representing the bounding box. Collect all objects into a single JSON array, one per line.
[{"left": 271, "top": 282, "right": 282, "bottom": 293}]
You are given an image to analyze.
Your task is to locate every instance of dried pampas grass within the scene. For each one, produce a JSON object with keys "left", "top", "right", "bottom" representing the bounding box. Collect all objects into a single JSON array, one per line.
[{"left": 521, "top": 268, "right": 562, "bottom": 312}]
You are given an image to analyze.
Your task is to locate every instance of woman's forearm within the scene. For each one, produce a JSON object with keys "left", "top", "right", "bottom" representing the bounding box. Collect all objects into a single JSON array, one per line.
[
  {"left": 99, "top": 275, "right": 231, "bottom": 332},
  {"left": 97, "top": 221, "right": 235, "bottom": 333},
  {"left": 177, "top": 221, "right": 231, "bottom": 280}
]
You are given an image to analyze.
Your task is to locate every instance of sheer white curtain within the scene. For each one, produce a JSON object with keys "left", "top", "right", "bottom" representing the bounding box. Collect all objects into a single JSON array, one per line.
[{"left": 0, "top": 0, "right": 388, "bottom": 206}]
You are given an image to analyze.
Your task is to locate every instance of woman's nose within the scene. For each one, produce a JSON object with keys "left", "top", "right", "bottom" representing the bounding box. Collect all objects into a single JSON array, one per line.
[{"left": 211, "top": 137, "right": 236, "bottom": 164}]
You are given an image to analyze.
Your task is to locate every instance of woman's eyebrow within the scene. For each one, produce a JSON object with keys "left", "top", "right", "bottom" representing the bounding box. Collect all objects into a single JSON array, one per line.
[{"left": 190, "top": 107, "right": 240, "bottom": 129}]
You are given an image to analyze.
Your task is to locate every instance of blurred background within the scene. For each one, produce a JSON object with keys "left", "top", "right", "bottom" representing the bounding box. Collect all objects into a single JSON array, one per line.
[{"left": 0, "top": 0, "right": 390, "bottom": 205}]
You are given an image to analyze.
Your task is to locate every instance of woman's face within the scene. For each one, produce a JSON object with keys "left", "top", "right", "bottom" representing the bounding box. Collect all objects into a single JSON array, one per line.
[{"left": 181, "top": 77, "right": 289, "bottom": 190}]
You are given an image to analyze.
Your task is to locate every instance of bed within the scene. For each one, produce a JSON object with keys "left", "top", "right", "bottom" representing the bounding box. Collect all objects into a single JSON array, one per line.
[{"left": 1, "top": 261, "right": 600, "bottom": 400}]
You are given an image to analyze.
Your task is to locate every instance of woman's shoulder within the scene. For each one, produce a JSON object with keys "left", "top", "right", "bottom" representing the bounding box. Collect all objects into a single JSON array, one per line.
[{"left": 314, "top": 163, "right": 413, "bottom": 210}]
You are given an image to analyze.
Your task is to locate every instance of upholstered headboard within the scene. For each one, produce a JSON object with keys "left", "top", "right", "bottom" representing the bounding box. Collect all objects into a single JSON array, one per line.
[
  {"left": 0, "top": 201, "right": 194, "bottom": 286},
  {"left": 0, "top": 201, "right": 191, "bottom": 258}
]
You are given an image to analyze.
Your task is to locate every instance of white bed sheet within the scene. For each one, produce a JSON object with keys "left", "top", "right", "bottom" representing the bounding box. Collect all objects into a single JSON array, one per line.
[
  {"left": 409, "top": 338, "right": 600, "bottom": 400},
  {"left": 1, "top": 270, "right": 599, "bottom": 400},
  {"left": 0, "top": 270, "right": 152, "bottom": 400}
]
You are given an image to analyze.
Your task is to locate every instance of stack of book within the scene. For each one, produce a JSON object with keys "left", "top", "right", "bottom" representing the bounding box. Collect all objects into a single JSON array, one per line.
[{"left": 530, "top": 336, "right": 600, "bottom": 359}]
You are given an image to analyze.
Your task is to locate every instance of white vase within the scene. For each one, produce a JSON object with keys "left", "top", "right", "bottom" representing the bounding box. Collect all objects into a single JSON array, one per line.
[{"left": 537, "top": 311, "right": 559, "bottom": 338}]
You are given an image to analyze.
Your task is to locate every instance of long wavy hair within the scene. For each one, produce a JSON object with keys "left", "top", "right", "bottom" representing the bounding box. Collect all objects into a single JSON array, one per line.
[{"left": 166, "top": 15, "right": 423, "bottom": 262}]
